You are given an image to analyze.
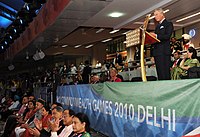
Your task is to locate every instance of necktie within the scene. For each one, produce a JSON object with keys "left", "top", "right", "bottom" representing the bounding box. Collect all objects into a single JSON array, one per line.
[{"left": 174, "top": 60, "right": 177, "bottom": 67}]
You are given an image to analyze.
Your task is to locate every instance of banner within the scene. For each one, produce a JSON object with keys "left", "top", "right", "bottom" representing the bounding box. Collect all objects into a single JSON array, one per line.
[{"left": 57, "top": 79, "right": 200, "bottom": 137}]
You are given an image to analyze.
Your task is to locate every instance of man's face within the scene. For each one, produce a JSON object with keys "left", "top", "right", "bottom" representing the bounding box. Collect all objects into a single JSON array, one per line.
[
  {"left": 93, "top": 76, "right": 99, "bottom": 82},
  {"left": 63, "top": 110, "right": 73, "bottom": 126},
  {"left": 28, "top": 101, "right": 35, "bottom": 109},
  {"left": 28, "top": 96, "right": 35, "bottom": 101},
  {"left": 51, "top": 109, "right": 62, "bottom": 120},
  {"left": 183, "top": 39, "right": 190, "bottom": 44},
  {"left": 171, "top": 38, "right": 176, "bottom": 43},
  {"left": 36, "top": 102, "right": 44, "bottom": 110},
  {"left": 154, "top": 10, "right": 164, "bottom": 22},
  {"left": 22, "top": 97, "right": 28, "bottom": 104},
  {"left": 174, "top": 53, "right": 180, "bottom": 60}
]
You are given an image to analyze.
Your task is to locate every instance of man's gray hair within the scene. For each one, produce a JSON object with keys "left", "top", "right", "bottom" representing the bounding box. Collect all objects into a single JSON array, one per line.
[{"left": 154, "top": 8, "right": 164, "bottom": 15}]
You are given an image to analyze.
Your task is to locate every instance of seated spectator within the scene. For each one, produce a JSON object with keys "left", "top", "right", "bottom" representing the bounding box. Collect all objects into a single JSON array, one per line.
[
  {"left": 146, "top": 57, "right": 156, "bottom": 68},
  {"left": 15, "top": 100, "right": 36, "bottom": 137},
  {"left": 171, "top": 50, "right": 182, "bottom": 69},
  {"left": 21, "top": 100, "right": 36, "bottom": 123},
  {"left": 16, "top": 95, "right": 29, "bottom": 116},
  {"left": 69, "top": 73, "right": 83, "bottom": 85},
  {"left": 69, "top": 75, "right": 78, "bottom": 85},
  {"left": 171, "top": 47, "right": 200, "bottom": 80},
  {"left": 0, "top": 95, "right": 7, "bottom": 104},
  {"left": 50, "top": 109, "right": 75, "bottom": 137},
  {"left": 75, "top": 70, "right": 83, "bottom": 84},
  {"left": 90, "top": 74, "right": 100, "bottom": 84},
  {"left": 28, "top": 95, "right": 35, "bottom": 101},
  {"left": 33, "top": 105, "right": 52, "bottom": 131},
  {"left": 17, "top": 98, "right": 45, "bottom": 137},
  {"left": 69, "top": 112, "right": 91, "bottom": 137},
  {"left": 28, "top": 106, "right": 64, "bottom": 137},
  {"left": 8, "top": 95, "right": 21, "bottom": 110},
  {"left": 170, "top": 37, "right": 182, "bottom": 53},
  {"left": 99, "top": 72, "right": 108, "bottom": 83},
  {"left": 1, "top": 96, "right": 29, "bottom": 137},
  {"left": 0, "top": 95, "right": 21, "bottom": 121},
  {"left": 109, "top": 68, "right": 122, "bottom": 82},
  {"left": 50, "top": 102, "right": 63, "bottom": 111},
  {"left": 60, "top": 76, "right": 68, "bottom": 86},
  {"left": 182, "top": 34, "right": 194, "bottom": 51}
]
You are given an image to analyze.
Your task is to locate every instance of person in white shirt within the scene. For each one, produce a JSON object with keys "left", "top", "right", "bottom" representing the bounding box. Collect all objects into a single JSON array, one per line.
[
  {"left": 50, "top": 109, "right": 75, "bottom": 137},
  {"left": 70, "top": 64, "right": 77, "bottom": 75},
  {"left": 95, "top": 61, "right": 102, "bottom": 68},
  {"left": 8, "top": 95, "right": 20, "bottom": 110},
  {"left": 78, "top": 62, "right": 85, "bottom": 74},
  {"left": 182, "top": 34, "right": 194, "bottom": 51}
]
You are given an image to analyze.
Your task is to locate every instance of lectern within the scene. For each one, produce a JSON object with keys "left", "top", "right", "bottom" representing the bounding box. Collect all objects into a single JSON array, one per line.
[{"left": 140, "top": 14, "right": 160, "bottom": 82}]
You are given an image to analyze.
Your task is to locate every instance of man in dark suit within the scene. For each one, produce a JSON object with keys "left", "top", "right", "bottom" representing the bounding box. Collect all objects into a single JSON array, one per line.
[
  {"left": 82, "top": 60, "right": 92, "bottom": 84},
  {"left": 171, "top": 50, "right": 182, "bottom": 68},
  {"left": 151, "top": 8, "right": 174, "bottom": 80},
  {"left": 115, "top": 51, "right": 123, "bottom": 66}
]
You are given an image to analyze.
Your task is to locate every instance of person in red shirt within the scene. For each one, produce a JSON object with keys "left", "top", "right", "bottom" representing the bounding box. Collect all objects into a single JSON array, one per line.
[{"left": 109, "top": 67, "right": 122, "bottom": 82}]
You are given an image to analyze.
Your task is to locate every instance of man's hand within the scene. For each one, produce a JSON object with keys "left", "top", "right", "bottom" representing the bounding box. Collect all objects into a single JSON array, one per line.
[
  {"left": 28, "top": 128, "right": 40, "bottom": 137},
  {"left": 34, "top": 118, "right": 42, "bottom": 130},
  {"left": 150, "top": 32, "right": 156, "bottom": 37},
  {"left": 48, "top": 118, "right": 61, "bottom": 132}
]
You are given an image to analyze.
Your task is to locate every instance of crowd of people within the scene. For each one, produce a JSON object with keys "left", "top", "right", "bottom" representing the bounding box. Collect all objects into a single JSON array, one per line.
[
  {"left": 0, "top": 45, "right": 199, "bottom": 97},
  {"left": 0, "top": 95, "right": 91, "bottom": 137},
  {"left": 0, "top": 46, "right": 199, "bottom": 136},
  {"left": 169, "top": 33, "right": 200, "bottom": 79},
  {"left": 0, "top": 8, "right": 200, "bottom": 137},
  {"left": 170, "top": 47, "right": 200, "bottom": 79}
]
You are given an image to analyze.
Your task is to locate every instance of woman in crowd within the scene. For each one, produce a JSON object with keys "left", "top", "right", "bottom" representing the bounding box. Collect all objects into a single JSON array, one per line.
[
  {"left": 34, "top": 105, "right": 52, "bottom": 131},
  {"left": 171, "top": 47, "right": 200, "bottom": 79},
  {"left": 69, "top": 112, "right": 91, "bottom": 137},
  {"left": 18, "top": 98, "right": 45, "bottom": 137},
  {"left": 20, "top": 105, "right": 51, "bottom": 137},
  {"left": 15, "top": 100, "right": 36, "bottom": 137},
  {"left": 21, "top": 100, "right": 36, "bottom": 123},
  {"left": 109, "top": 67, "right": 122, "bottom": 82}
]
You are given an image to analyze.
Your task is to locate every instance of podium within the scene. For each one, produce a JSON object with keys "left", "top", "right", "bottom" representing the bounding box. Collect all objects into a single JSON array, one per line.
[
  {"left": 125, "top": 14, "right": 160, "bottom": 81},
  {"left": 126, "top": 28, "right": 160, "bottom": 48},
  {"left": 140, "top": 14, "right": 160, "bottom": 82},
  {"left": 144, "top": 31, "right": 160, "bottom": 45}
]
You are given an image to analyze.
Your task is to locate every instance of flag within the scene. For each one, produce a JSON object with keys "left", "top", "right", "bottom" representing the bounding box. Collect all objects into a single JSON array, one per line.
[{"left": 183, "top": 126, "right": 200, "bottom": 137}]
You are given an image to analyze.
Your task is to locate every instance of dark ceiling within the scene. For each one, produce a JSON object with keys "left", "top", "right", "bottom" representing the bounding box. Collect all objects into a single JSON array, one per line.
[
  {"left": 0, "top": 0, "right": 24, "bottom": 28},
  {"left": 1, "top": 0, "right": 24, "bottom": 11}
]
